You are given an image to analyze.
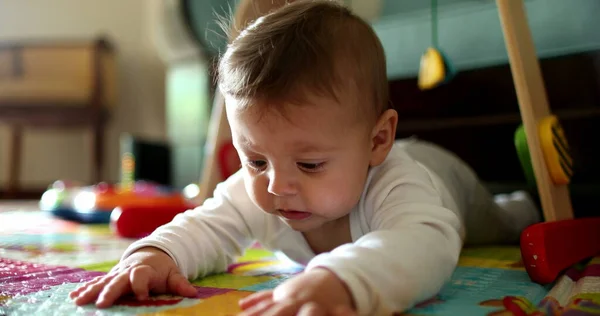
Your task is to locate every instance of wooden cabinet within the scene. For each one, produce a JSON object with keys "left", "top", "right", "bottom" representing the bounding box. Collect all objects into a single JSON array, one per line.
[{"left": 0, "top": 37, "right": 116, "bottom": 197}]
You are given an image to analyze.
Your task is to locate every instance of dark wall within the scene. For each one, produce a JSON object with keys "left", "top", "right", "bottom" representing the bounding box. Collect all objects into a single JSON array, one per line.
[{"left": 389, "top": 50, "right": 600, "bottom": 188}]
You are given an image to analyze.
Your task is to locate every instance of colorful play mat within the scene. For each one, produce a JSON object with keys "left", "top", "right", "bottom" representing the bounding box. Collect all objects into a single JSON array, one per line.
[{"left": 1, "top": 203, "right": 599, "bottom": 315}]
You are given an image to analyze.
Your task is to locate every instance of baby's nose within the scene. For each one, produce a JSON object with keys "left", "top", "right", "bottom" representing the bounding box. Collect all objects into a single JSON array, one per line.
[{"left": 267, "top": 171, "right": 297, "bottom": 196}]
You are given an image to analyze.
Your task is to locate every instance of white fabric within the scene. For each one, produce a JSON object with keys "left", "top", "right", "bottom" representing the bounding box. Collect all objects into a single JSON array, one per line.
[{"left": 121, "top": 139, "right": 538, "bottom": 315}]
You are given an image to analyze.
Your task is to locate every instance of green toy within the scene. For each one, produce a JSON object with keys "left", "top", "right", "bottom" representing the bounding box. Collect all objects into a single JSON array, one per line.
[{"left": 515, "top": 124, "right": 537, "bottom": 188}]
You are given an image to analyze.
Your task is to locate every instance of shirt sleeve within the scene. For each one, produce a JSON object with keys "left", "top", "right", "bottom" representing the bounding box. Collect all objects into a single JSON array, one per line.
[
  {"left": 120, "top": 172, "right": 263, "bottom": 280},
  {"left": 305, "top": 161, "right": 464, "bottom": 315}
]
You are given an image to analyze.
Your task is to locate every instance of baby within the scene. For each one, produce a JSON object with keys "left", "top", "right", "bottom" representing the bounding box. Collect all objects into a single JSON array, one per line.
[{"left": 69, "top": 1, "right": 540, "bottom": 315}]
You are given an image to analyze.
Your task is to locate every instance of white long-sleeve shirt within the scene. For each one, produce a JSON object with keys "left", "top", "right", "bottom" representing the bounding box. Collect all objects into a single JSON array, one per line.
[{"left": 121, "top": 142, "right": 467, "bottom": 315}]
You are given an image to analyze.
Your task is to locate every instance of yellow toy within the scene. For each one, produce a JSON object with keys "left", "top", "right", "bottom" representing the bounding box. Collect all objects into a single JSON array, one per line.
[
  {"left": 538, "top": 115, "right": 573, "bottom": 185},
  {"left": 418, "top": 48, "right": 446, "bottom": 90},
  {"left": 418, "top": 0, "right": 455, "bottom": 90}
]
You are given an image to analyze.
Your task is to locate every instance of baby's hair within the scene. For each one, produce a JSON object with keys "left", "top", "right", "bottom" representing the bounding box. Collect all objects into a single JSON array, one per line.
[{"left": 217, "top": 0, "right": 389, "bottom": 123}]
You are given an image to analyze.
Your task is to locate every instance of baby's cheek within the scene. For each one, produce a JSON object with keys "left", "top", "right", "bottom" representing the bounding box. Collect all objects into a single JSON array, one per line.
[
  {"left": 332, "top": 172, "right": 365, "bottom": 210},
  {"left": 309, "top": 181, "right": 357, "bottom": 215},
  {"left": 245, "top": 174, "right": 272, "bottom": 211}
]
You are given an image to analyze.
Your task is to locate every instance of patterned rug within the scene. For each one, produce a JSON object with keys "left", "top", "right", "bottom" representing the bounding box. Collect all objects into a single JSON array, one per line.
[{"left": 0, "top": 207, "right": 598, "bottom": 315}]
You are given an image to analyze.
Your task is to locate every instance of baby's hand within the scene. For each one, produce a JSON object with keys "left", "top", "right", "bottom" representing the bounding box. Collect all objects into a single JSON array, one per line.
[
  {"left": 238, "top": 268, "right": 357, "bottom": 316},
  {"left": 69, "top": 247, "right": 197, "bottom": 308}
]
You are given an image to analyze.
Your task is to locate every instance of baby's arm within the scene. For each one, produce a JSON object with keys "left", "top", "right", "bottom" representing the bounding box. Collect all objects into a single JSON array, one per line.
[
  {"left": 238, "top": 163, "right": 463, "bottom": 315},
  {"left": 70, "top": 172, "right": 261, "bottom": 307},
  {"left": 121, "top": 174, "right": 259, "bottom": 280},
  {"left": 70, "top": 246, "right": 198, "bottom": 307},
  {"left": 306, "top": 165, "right": 463, "bottom": 315}
]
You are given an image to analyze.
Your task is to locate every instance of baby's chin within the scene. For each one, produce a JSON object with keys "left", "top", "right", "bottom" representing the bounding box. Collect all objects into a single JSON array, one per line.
[
  {"left": 276, "top": 214, "right": 325, "bottom": 232},
  {"left": 278, "top": 214, "right": 347, "bottom": 235}
]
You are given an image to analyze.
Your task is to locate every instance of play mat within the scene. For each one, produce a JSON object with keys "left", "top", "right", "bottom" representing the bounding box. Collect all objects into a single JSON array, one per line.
[{"left": 1, "top": 203, "right": 599, "bottom": 316}]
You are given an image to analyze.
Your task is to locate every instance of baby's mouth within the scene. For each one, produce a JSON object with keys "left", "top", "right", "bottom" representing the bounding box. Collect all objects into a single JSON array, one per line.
[{"left": 278, "top": 209, "right": 312, "bottom": 220}]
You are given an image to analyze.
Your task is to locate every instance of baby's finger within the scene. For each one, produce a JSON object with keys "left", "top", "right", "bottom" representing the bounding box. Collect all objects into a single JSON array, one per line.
[
  {"left": 130, "top": 266, "right": 154, "bottom": 301},
  {"left": 69, "top": 286, "right": 88, "bottom": 299},
  {"left": 237, "top": 298, "right": 276, "bottom": 316},
  {"left": 69, "top": 275, "right": 111, "bottom": 299},
  {"left": 72, "top": 276, "right": 113, "bottom": 306},
  {"left": 95, "top": 273, "right": 132, "bottom": 308},
  {"left": 167, "top": 271, "right": 197, "bottom": 298},
  {"left": 264, "top": 299, "right": 303, "bottom": 316},
  {"left": 239, "top": 290, "right": 274, "bottom": 310},
  {"left": 69, "top": 284, "right": 88, "bottom": 299},
  {"left": 297, "top": 302, "right": 326, "bottom": 316},
  {"left": 108, "top": 264, "right": 128, "bottom": 275},
  {"left": 86, "top": 275, "right": 109, "bottom": 285}
]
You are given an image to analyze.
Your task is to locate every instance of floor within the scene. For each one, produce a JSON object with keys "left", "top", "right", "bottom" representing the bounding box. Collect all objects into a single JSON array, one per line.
[{"left": 0, "top": 200, "right": 39, "bottom": 212}]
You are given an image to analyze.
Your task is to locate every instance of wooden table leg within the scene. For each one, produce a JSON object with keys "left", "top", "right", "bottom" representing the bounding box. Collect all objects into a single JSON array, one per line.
[
  {"left": 8, "top": 125, "right": 23, "bottom": 197},
  {"left": 91, "top": 121, "right": 104, "bottom": 184},
  {"left": 496, "top": 0, "right": 573, "bottom": 221}
]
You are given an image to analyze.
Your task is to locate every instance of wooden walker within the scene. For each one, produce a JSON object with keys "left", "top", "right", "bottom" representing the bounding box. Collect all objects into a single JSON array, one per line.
[
  {"left": 197, "top": 0, "right": 600, "bottom": 285},
  {"left": 495, "top": 1, "right": 600, "bottom": 284}
]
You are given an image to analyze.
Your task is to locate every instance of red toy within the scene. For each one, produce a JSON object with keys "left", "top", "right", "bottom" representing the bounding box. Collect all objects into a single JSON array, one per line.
[
  {"left": 92, "top": 182, "right": 189, "bottom": 211},
  {"left": 110, "top": 203, "right": 197, "bottom": 238},
  {"left": 520, "top": 217, "right": 600, "bottom": 284},
  {"left": 218, "top": 142, "right": 240, "bottom": 180}
]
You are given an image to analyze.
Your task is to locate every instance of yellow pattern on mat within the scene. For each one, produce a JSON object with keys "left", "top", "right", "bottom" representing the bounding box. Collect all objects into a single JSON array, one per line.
[
  {"left": 231, "top": 261, "right": 279, "bottom": 274},
  {"left": 458, "top": 257, "right": 524, "bottom": 270},
  {"left": 458, "top": 246, "right": 524, "bottom": 270},
  {"left": 141, "top": 290, "right": 253, "bottom": 316},
  {"left": 192, "top": 273, "right": 274, "bottom": 289},
  {"left": 237, "top": 248, "right": 276, "bottom": 262}
]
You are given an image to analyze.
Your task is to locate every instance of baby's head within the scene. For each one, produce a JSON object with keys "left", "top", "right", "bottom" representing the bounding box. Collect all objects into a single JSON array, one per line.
[{"left": 218, "top": 0, "right": 398, "bottom": 233}]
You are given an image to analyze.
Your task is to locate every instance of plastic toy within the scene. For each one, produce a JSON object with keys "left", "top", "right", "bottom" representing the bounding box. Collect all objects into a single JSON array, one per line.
[
  {"left": 515, "top": 115, "right": 599, "bottom": 284},
  {"left": 418, "top": 0, "right": 455, "bottom": 90},
  {"left": 514, "top": 125, "right": 536, "bottom": 188},
  {"left": 41, "top": 136, "right": 196, "bottom": 224},
  {"left": 418, "top": 48, "right": 446, "bottom": 90},
  {"left": 538, "top": 115, "right": 572, "bottom": 185},
  {"left": 515, "top": 116, "right": 573, "bottom": 188},
  {"left": 521, "top": 217, "right": 600, "bottom": 284},
  {"left": 39, "top": 181, "right": 112, "bottom": 224},
  {"left": 91, "top": 181, "right": 189, "bottom": 211},
  {"left": 110, "top": 203, "right": 195, "bottom": 238},
  {"left": 40, "top": 180, "right": 196, "bottom": 224}
]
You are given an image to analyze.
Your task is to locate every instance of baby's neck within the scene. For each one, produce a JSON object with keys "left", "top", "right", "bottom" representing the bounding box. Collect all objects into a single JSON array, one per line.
[{"left": 302, "top": 215, "right": 352, "bottom": 255}]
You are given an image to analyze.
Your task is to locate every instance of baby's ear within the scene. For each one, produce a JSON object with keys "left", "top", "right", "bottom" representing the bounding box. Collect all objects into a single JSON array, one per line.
[{"left": 369, "top": 109, "right": 398, "bottom": 166}]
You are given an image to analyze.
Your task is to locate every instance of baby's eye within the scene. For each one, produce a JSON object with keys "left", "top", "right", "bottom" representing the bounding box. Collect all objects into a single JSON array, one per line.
[
  {"left": 297, "top": 162, "right": 325, "bottom": 172},
  {"left": 246, "top": 160, "right": 267, "bottom": 171}
]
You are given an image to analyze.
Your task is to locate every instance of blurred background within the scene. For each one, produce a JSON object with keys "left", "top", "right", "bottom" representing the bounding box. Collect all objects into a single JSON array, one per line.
[{"left": 0, "top": 0, "right": 599, "bottom": 212}]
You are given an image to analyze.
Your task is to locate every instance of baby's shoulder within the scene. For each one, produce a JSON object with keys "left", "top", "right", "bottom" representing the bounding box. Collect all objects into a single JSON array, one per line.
[
  {"left": 366, "top": 143, "right": 433, "bottom": 189},
  {"left": 358, "top": 142, "right": 442, "bottom": 211},
  {"left": 352, "top": 143, "right": 450, "bottom": 232}
]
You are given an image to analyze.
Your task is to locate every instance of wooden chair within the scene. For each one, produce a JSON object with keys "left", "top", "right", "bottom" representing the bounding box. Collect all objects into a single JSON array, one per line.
[{"left": 0, "top": 37, "right": 116, "bottom": 198}]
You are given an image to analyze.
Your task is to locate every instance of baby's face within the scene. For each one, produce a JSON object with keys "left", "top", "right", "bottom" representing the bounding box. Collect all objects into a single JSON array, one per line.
[{"left": 226, "top": 95, "right": 374, "bottom": 233}]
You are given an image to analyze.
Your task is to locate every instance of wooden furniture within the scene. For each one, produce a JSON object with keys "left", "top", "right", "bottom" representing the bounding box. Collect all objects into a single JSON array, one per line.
[{"left": 0, "top": 37, "right": 116, "bottom": 198}]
